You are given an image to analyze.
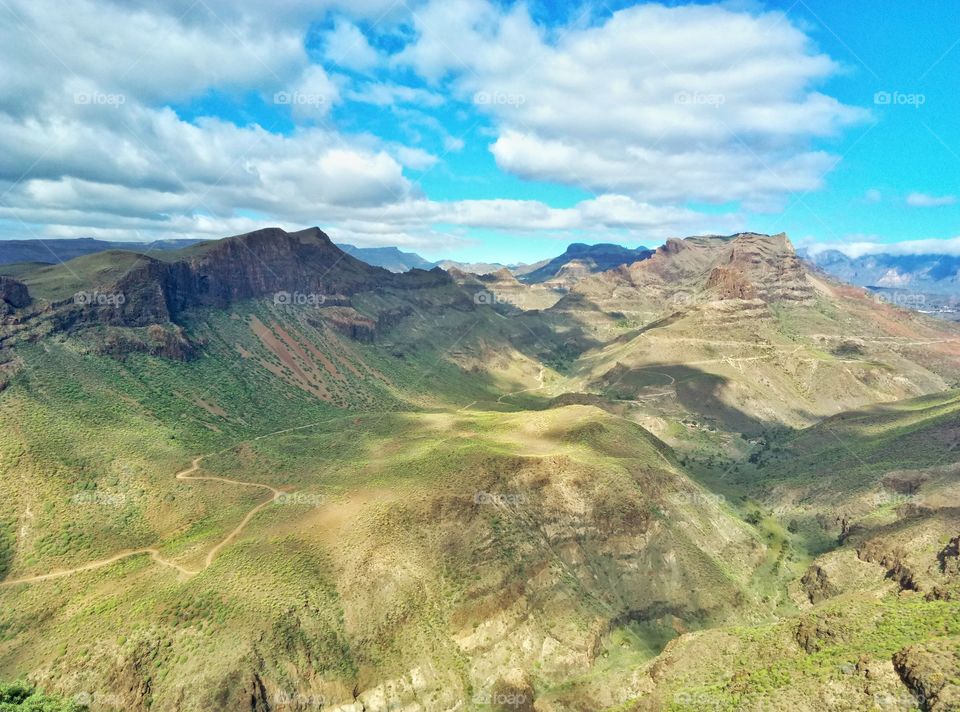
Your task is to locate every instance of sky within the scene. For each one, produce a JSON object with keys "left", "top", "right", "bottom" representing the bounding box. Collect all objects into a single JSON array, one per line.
[{"left": 0, "top": 0, "right": 957, "bottom": 264}]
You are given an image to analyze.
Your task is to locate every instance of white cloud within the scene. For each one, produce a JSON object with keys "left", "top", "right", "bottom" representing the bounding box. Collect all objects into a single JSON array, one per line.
[
  {"left": 906, "top": 192, "right": 957, "bottom": 208},
  {"left": 805, "top": 236, "right": 960, "bottom": 258},
  {"left": 346, "top": 83, "right": 445, "bottom": 108},
  {"left": 443, "top": 135, "right": 465, "bottom": 152},
  {"left": 864, "top": 188, "right": 882, "bottom": 204},
  {"left": 399, "top": 0, "right": 868, "bottom": 205},
  {"left": 0, "top": 0, "right": 863, "bottom": 256},
  {"left": 282, "top": 65, "right": 341, "bottom": 119},
  {"left": 0, "top": 0, "right": 430, "bottom": 244},
  {"left": 111, "top": 0, "right": 407, "bottom": 28},
  {"left": 0, "top": 0, "right": 307, "bottom": 112},
  {"left": 390, "top": 145, "right": 440, "bottom": 170},
  {"left": 323, "top": 18, "right": 381, "bottom": 72}
]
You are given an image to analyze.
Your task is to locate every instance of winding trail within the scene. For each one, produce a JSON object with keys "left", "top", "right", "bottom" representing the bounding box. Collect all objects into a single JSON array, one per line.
[
  {"left": 174, "top": 458, "right": 284, "bottom": 569},
  {"left": 0, "top": 419, "right": 337, "bottom": 588}
]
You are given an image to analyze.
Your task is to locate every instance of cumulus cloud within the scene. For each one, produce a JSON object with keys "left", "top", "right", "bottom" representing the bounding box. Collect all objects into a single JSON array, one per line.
[
  {"left": 906, "top": 192, "right": 957, "bottom": 208},
  {"left": 323, "top": 18, "right": 382, "bottom": 73},
  {"left": 398, "top": 0, "right": 868, "bottom": 205},
  {"left": 281, "top": 65, "right": 341, "bottom": 119},
  {"left": 1, "top": 0, "right": 307, "bottom": 112},
  {"left": 0, "top": 0, "right": 867, "bottom": 255},
  {"left": 0, "top": 0, "right": 428, "bottom": 244}
]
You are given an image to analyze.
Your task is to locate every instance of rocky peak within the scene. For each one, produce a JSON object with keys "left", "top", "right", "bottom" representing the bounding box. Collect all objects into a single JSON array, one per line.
[
  {"left": 522, "top": 242, "right": 652, "bottom": 285},
  {"left": 557, "top": 231, "right": 817, "bottom": 315},
  {"left": 73, "top": 227, "right": 451, "bottom": 327}
]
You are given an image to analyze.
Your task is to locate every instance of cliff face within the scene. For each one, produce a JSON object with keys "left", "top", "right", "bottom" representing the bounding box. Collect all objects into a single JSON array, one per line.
[
  {"left": 86, "top": 227, "right": 450, "bottom": 327},
  {"left": 714, "top": 233, "right": 814, "bottom": 303},
  {"left": 636, "top": 232, "right": 813, "bottom": 303},
  {"left": 557, "top": 232, "right": 815, "bottom": 313}
]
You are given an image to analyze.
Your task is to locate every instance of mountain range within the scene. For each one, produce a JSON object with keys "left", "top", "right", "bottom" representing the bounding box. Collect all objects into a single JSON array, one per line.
[
  {"left": 801, "top": 248, "right": 960, "bottom": 295},
  {"left": 336, "top": 244, "right": 438, "bottom": 273},
  {"left": 6, "top": 236, "right": 958, "bottom": 304},
  {"left": 0, "top": 228, "right": 958, "bottom": 711},
  {"left": 0, "top": 238, "right": 204, "bottom": 265}
]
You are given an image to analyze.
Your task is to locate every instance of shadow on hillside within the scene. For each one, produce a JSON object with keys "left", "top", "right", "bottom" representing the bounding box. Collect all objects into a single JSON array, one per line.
[{"left": 599, "top": 362, "right": 772, "bottom": 435}]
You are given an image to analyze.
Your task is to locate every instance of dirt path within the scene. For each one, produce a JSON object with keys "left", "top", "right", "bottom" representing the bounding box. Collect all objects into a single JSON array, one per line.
[{"left": 0, "top": 419, "right": 340, "bottom": 588}]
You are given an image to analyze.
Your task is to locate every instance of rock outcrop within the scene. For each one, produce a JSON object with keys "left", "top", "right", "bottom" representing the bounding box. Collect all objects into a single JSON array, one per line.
[
  {"left": 0, "top": 276, "right": 30, "bottom": 312},
  {"left": 893, "top": 639, "right": 960, "bottom": 712}
]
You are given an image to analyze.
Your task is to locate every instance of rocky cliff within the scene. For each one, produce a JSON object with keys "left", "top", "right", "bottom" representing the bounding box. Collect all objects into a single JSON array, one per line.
[{"left": 74, "top": 227, "right": 451, "bottom": 327}]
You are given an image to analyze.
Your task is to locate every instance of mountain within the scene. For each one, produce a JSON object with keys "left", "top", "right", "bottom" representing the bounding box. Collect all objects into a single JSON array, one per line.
[
  {"left": 0, "top": 236, "right": 437, "bottom": 276},
  {"left": 3, "top": 227, "right": 449, "bottom": 329},
  {"left": 436, "top": 259, "right": 554, "bottom": 276},
  {"left": 445, "top": 266, "right": 566, "bottom": 311},
  {"left": 0, "top": 227, "right": 959, "bottom": 712},
  {"left": 550, "top": 232, "right": 960, "bottom": 430},
  {"left": 520, "top": 242, "right": 653, "bottom": 286},
  {"left": 801, "top": 248, "right": 960, "bottom": 295},
  {"left": 801, "top": 249, "right": 960, "bottom": 321},
  {"left": 435, "top": 259, "right": 511, "bottom": 275},
  {"left": 336, "top": 243, "right": 437, "bottom": 272},
  {"left": 0, "top": 237, "right": 204, "bottom": 265}
]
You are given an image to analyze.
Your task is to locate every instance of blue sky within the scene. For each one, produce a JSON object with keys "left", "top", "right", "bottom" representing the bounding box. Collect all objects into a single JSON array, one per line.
[{"left": 0, "top": 0, "right": 957, "bottom": 264}]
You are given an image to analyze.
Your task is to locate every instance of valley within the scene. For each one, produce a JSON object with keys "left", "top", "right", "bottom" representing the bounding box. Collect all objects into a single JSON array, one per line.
[{"left": 0, "top": 229, "right": 958, "bottom": 711}]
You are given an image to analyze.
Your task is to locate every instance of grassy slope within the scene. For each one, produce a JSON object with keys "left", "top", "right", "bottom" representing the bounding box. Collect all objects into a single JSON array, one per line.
[
  {"left": 0, "top": 295, "right": 776, "bottom": 711},
  {"left": 544, "top": 388, "right": 960, "bottom": 711},
  {"left": 1, "top": 245, "right": 959, "bottom": 710}
]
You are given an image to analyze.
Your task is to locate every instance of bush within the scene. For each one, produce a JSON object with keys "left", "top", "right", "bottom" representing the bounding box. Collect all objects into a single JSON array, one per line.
[{"left": 0, "top": 681, "right": 87, "bottom": 711}]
